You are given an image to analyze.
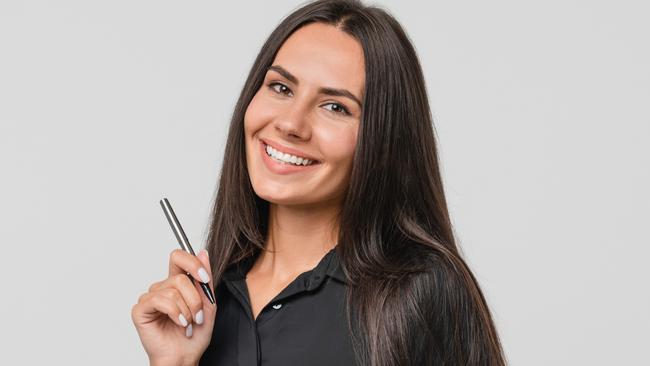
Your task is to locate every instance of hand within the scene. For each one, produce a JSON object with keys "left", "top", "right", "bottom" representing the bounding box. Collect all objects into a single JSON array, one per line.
[{"left": 132, "top": 249, "right": 217, "bottom": 366}]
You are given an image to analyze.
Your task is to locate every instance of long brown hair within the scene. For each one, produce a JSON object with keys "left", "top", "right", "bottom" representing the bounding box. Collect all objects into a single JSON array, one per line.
[{"left": 205, "top": 0, "right": 507, "bottom": 364}]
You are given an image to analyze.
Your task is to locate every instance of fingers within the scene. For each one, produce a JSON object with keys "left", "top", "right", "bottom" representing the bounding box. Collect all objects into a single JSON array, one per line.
[
  {"left": 196, "top": 249, "right": 215, "bottom": 298},
  {"left": 132, "top": 248, "right": 217, "bottom": 343},
  {"left": 168, "top": 249, "right": 212, "bottom": 285},
  {"left": 134, "top": 290, "right": 192, "bottom": 330},
  {"left": 155, "top": 274, "right": 205, "bottom": 325},
  {"left": 161, "top": 288, "right": 193, "bottom": 328}
]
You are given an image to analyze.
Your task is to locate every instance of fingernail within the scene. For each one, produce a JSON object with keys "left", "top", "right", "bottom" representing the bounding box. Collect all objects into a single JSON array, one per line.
[
  {"left": 202, "top": 249, "right": 209, "bottom": 259},
  {"left": 198, "top": 267, "right": 210, "bottom": 283},
  {"left": 185, "top": 323, "right": 193, "bottom": 337},
  {"left": 178, "top": 314, "right": 188, "bottom": 327},
  {"left": 195, "top": 310, "right": 204, "bottom": 325}
]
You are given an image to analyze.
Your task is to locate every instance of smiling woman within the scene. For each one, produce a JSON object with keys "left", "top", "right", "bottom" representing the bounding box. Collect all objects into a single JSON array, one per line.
[
  {"left": 244, "top": 22, "right": 363, "bottom": 206},
  {"left": 131, "top": 0, "right": 506, "bottom": 365}
]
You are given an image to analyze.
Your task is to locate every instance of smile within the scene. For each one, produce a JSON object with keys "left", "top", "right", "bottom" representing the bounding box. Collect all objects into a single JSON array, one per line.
[
  {"left": 264, "top": 143, "right": 315, "bottom": 166},
  {"left": 259, "top": 140, "right": 321, "bottom": 175}
]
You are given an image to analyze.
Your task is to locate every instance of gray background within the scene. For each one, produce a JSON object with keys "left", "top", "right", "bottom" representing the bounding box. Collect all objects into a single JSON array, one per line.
[{"left": 1, "top": 0, "right": 648, "bottom": 365}]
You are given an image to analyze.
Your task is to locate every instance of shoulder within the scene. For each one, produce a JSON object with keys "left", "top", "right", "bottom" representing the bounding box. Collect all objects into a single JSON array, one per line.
[
  {"left": 403, "top": 251, "right": 504, "bottom": 365},
  {"left": 406, "top": 251, "right": 485, "bottom": 326},
  {"left": 361, "top": 251, "right": 469, "bottom": 331},
  {"left": 407, "top": 247, "right": 480, "bottom": 292},
  {"left": 354, "top": 253, "right": 471, "bottom": 364}
]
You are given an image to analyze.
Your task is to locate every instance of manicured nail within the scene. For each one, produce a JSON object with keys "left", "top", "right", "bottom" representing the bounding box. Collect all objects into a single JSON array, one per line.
[
  {"left": 185, "top": 323, "right": 193, "bottom": 337},
  {"left": 195, "top": 310, "right": 204, "bottom": 325},
  {"left": 198, "top": 267, "right": 210, "bottom": 283},
  {"left": 178, "top": 314, "right": 188, "bottom": 327}
]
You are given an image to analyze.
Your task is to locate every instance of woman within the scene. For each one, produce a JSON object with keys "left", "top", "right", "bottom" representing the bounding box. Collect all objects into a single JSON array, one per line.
[{"left": 132, "top": 0, "right": 507, "bottom": 365}]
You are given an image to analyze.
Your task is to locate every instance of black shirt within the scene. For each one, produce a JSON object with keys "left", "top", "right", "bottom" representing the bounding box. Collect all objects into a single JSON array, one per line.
[{"left": 199, "top": 248, "right": 358, "bottom": 366}]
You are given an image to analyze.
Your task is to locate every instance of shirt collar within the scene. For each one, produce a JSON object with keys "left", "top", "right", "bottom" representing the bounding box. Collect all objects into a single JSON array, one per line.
[
  {"left": 221, "top": 247, "right": 347, "bottom": 285},
  {"left": 325, "top": 248, "right": 347, "bottom": 283}
]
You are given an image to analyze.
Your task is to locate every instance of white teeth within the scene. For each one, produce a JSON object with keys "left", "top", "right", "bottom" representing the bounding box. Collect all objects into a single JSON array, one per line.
[{"left": 265, "top": 143, "right": 315, "bottom": 166}]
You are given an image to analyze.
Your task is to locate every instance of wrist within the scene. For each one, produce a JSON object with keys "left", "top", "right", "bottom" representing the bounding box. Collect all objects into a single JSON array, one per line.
[{"left": 150, "top": 357, "right": 198, "bottom": 366}]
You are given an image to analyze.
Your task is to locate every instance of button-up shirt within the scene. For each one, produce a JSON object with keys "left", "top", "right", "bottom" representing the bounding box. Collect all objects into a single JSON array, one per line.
[{"left": 199, "top": 248, "right": 358, "bottom": 365}]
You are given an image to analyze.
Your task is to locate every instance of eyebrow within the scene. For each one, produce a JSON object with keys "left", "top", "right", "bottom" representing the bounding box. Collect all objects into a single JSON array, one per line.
[{"left": 267, "top": 65, "right": 363, "bottom": 109}]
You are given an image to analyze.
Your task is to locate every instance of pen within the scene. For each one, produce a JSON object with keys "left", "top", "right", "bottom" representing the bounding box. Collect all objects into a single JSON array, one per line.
[{"left": 159, "top": 197, "right": 216, "bottom": 305}]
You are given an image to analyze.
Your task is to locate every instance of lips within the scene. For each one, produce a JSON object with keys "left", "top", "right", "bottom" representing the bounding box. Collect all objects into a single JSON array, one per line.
[
  {"left": 259, "top": 139, "right": 321, "bottom": 175},
  {"left": 260, "top": 138, "right": 320, "bottom": 163}
]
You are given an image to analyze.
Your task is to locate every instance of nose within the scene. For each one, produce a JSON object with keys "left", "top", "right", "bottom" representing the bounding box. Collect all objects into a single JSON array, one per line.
[{"left": 273, "top": 98, "right": 312, "bottom": 140}]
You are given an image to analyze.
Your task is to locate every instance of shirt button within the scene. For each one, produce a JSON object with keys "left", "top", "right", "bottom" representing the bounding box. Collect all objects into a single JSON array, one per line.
[{"left": 272, "top": 303, "right": 282, "bottom": 310}]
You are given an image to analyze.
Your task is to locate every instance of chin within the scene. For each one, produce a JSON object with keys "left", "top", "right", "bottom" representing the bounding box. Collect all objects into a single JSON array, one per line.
[
  {"left": 251, "top": 182, "right": 306, "bottom": 204},
  {"left": 258, "top": 194, "right": 319, "bottom": 207}
]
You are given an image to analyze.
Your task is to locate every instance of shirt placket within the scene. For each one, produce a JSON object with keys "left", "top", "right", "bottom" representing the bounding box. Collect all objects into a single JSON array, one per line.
[{"left": 222, "top": 250, "right": 336, "bottom": 365}]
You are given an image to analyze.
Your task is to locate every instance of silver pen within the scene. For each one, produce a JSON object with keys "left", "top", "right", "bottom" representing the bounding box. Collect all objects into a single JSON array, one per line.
[{"left": 159, "top": 197, "right": 215, "bottom": 304}]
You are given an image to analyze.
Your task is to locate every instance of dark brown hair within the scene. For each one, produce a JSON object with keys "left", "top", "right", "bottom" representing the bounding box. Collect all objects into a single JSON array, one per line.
[{"left": 205, "top": 0, "right": 507, "bottom": 364}]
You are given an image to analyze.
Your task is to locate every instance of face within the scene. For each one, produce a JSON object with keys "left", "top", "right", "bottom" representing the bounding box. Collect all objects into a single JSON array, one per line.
[{"left": 244, "top": 22, "right": 365, "bottom": 208}]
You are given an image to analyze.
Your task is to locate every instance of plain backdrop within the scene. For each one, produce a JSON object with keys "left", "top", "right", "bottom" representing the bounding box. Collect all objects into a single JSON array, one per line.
[{"left": 1, "top": 0, "right": 648, "bottom": 365}]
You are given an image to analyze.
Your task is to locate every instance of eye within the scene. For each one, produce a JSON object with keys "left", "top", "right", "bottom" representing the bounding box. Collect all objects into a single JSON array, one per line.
[
  {"left": 268, "top": 82, "right": 293, "bottom": 96},
  {"left": 322, "top": 102, "right": 351, "bottom": 116},
  {"left": 267, "top": 81, "right": 351, "bottom": 116}
]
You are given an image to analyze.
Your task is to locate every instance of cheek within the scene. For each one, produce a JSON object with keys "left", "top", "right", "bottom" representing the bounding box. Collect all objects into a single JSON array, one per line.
[
  {"left": 320, "top": 125, "right": 359, "bottom": 165},
  {"left": 244, "top": 90, "right": 275, "bottom": 135},
  {"left": 316, "top": 126, "right": 358, "bottom": 199},
  {"left": 244, "top": 93, "right": 263, "bottom": 135}
]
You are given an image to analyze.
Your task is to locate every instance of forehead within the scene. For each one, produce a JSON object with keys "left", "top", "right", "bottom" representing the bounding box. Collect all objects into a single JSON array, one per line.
[{"left": 272, "top": 22, "right": 365, "bottom": 98}]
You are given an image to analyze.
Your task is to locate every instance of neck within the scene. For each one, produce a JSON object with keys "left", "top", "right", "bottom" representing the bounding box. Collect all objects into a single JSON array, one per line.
[{"left": 251, "top": 199, "right": 340, "bottom": 281}]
